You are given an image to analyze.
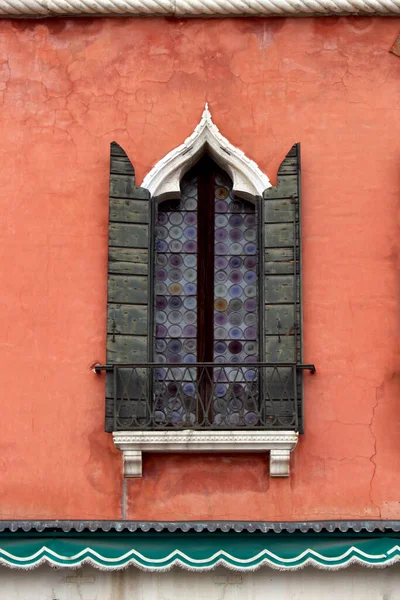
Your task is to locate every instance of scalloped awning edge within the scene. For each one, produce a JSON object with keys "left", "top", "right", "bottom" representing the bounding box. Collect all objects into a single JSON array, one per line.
[{"left": 0, "top": 531, "right": 400, "bottom": 571}]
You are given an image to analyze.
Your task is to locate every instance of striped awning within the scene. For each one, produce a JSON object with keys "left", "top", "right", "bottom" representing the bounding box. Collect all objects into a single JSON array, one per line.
[{"left": 1, "top": 530, "right": 400, "bottom": 570}]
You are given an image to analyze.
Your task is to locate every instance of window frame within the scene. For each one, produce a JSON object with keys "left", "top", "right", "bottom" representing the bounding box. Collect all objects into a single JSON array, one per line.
[{"left": 102, "top": 106, "right": 314, "bottom": 478}]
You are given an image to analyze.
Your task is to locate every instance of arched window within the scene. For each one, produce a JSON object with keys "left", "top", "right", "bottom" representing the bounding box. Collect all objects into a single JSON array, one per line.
[
  {"left": 104, "top": 106, "right": 313, "bottom": 478},
  {"left": 153, "top": 156, "right": 259, "bottom": 426}
]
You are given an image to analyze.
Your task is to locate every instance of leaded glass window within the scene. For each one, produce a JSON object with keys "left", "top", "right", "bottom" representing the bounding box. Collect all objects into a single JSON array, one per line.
[{"left": 154, "top": 156, "right": 259, "bottom": 426}]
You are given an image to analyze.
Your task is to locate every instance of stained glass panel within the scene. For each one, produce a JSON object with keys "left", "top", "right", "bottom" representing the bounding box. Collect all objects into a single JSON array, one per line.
[
  {"left": 154, "top": 175, "right": 198, "bottom": 424},
  {"left": 154, "top": 160, "right": 259, "bottom": 427},
  {"left": 213, "top": 170, "right": 259, "bottom": 426}
]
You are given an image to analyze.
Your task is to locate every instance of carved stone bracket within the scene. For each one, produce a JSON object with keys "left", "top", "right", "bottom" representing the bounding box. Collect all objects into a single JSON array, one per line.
[
  {"left": 113, "top": 430, "right": 298, "bottom": 478},
  {"left": 269, "top": 449, "right": 292, "bottom": 477},
  {"left": 122, "top": 450, "right": 143, "bottom": 478}
]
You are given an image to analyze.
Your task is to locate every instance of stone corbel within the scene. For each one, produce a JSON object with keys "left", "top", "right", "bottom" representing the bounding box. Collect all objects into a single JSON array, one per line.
[
  {"left": 113, "top": 431, "right": 298, "bottom": 478},
  {"left": 269, "top": 449, "right": 292, "bottom": 477},
  {"left": 122, "top": 450, "right": 143, "bottom": 478}
]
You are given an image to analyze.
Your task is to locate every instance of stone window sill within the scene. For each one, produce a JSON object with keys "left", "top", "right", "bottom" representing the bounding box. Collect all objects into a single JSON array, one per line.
[{"left": 113, "top": 430, "right": 298, "bottom": 478}]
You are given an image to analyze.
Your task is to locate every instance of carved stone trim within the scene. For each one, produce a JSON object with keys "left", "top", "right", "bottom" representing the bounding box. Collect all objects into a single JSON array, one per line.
[
  {"left": 0, "top": 0, "right": 397, "bottom": 17},
  {"left": 142, "top": 104, "right": 271, "bottom": 203},
  {"left": 113, "top": 430, "right": 298, "bottom": 478}
]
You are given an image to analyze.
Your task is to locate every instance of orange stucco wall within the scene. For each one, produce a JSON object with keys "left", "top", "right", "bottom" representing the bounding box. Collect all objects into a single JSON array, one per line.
[{"left": 0, "top": 16, "right": 399, "bottom": 520}]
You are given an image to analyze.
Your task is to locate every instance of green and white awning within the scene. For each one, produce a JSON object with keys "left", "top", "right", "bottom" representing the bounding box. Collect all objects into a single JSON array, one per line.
[{"left": 1, "top": 531, "right": 400, "bottom": 570}]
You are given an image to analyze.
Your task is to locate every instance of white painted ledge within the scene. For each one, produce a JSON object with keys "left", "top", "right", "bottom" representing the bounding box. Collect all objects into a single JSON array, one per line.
[
  {"left": 0, "top": 0, "right": 398, "bottom": 15},
  {"left": 113, "top": 430, "right": 298, "bottom": 478}
]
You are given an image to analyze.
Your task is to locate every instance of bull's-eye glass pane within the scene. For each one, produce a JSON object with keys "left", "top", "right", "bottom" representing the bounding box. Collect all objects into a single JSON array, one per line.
[
  {"left": 154, "top": 178, "right": 198, "bottom": 364},
  {"left": 154, "top": 158, "right": 259, "bottom": 426},
  {"left": 212, "top": 170, "right": 259, "bottom": 426}
]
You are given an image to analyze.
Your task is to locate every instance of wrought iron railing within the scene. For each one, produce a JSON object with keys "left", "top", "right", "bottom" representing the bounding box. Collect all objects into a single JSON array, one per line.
[{"left": 96, "top": 363, "right": 315, "bottom": 431}]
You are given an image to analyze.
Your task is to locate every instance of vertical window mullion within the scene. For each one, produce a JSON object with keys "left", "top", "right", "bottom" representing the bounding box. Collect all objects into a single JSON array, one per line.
[
  {"left": 197, "top": 158, "right": 216, "bottom": 362},
  {"left": 196, "top": 157, "right": 216, "bottom": 423}
]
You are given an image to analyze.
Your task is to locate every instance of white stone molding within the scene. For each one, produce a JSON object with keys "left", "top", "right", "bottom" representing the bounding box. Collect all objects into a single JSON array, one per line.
[
  {"left": 0, "top": 0, "right": 398, "bottom": 16},
  {"left": 142, "top": 104, "right": 271, "bottom": 203},
  {"left": 113, "top": 430, "right": 298, "bottom": 478}
]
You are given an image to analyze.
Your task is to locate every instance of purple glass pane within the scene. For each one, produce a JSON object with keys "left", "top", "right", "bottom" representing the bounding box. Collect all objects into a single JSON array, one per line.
[
  {"left": 213, "top": 168, "right": 259, "bottom": 425},
  {"left": 154, "top": 174, "right": 198, "bottom": 424}
]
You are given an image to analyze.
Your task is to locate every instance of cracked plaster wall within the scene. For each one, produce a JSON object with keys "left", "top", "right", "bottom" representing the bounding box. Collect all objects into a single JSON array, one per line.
[{"left": 0, "top": 16, "right": 399, "bottom": 521}]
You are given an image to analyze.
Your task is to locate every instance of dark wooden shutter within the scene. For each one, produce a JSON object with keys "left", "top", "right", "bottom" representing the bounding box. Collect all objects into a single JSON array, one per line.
[
  {"left": 262, "top": 143, "right": 303, "bottom": 432},
  {"left": 105, "top": 142, "right": 152, "bottom": 432}
]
